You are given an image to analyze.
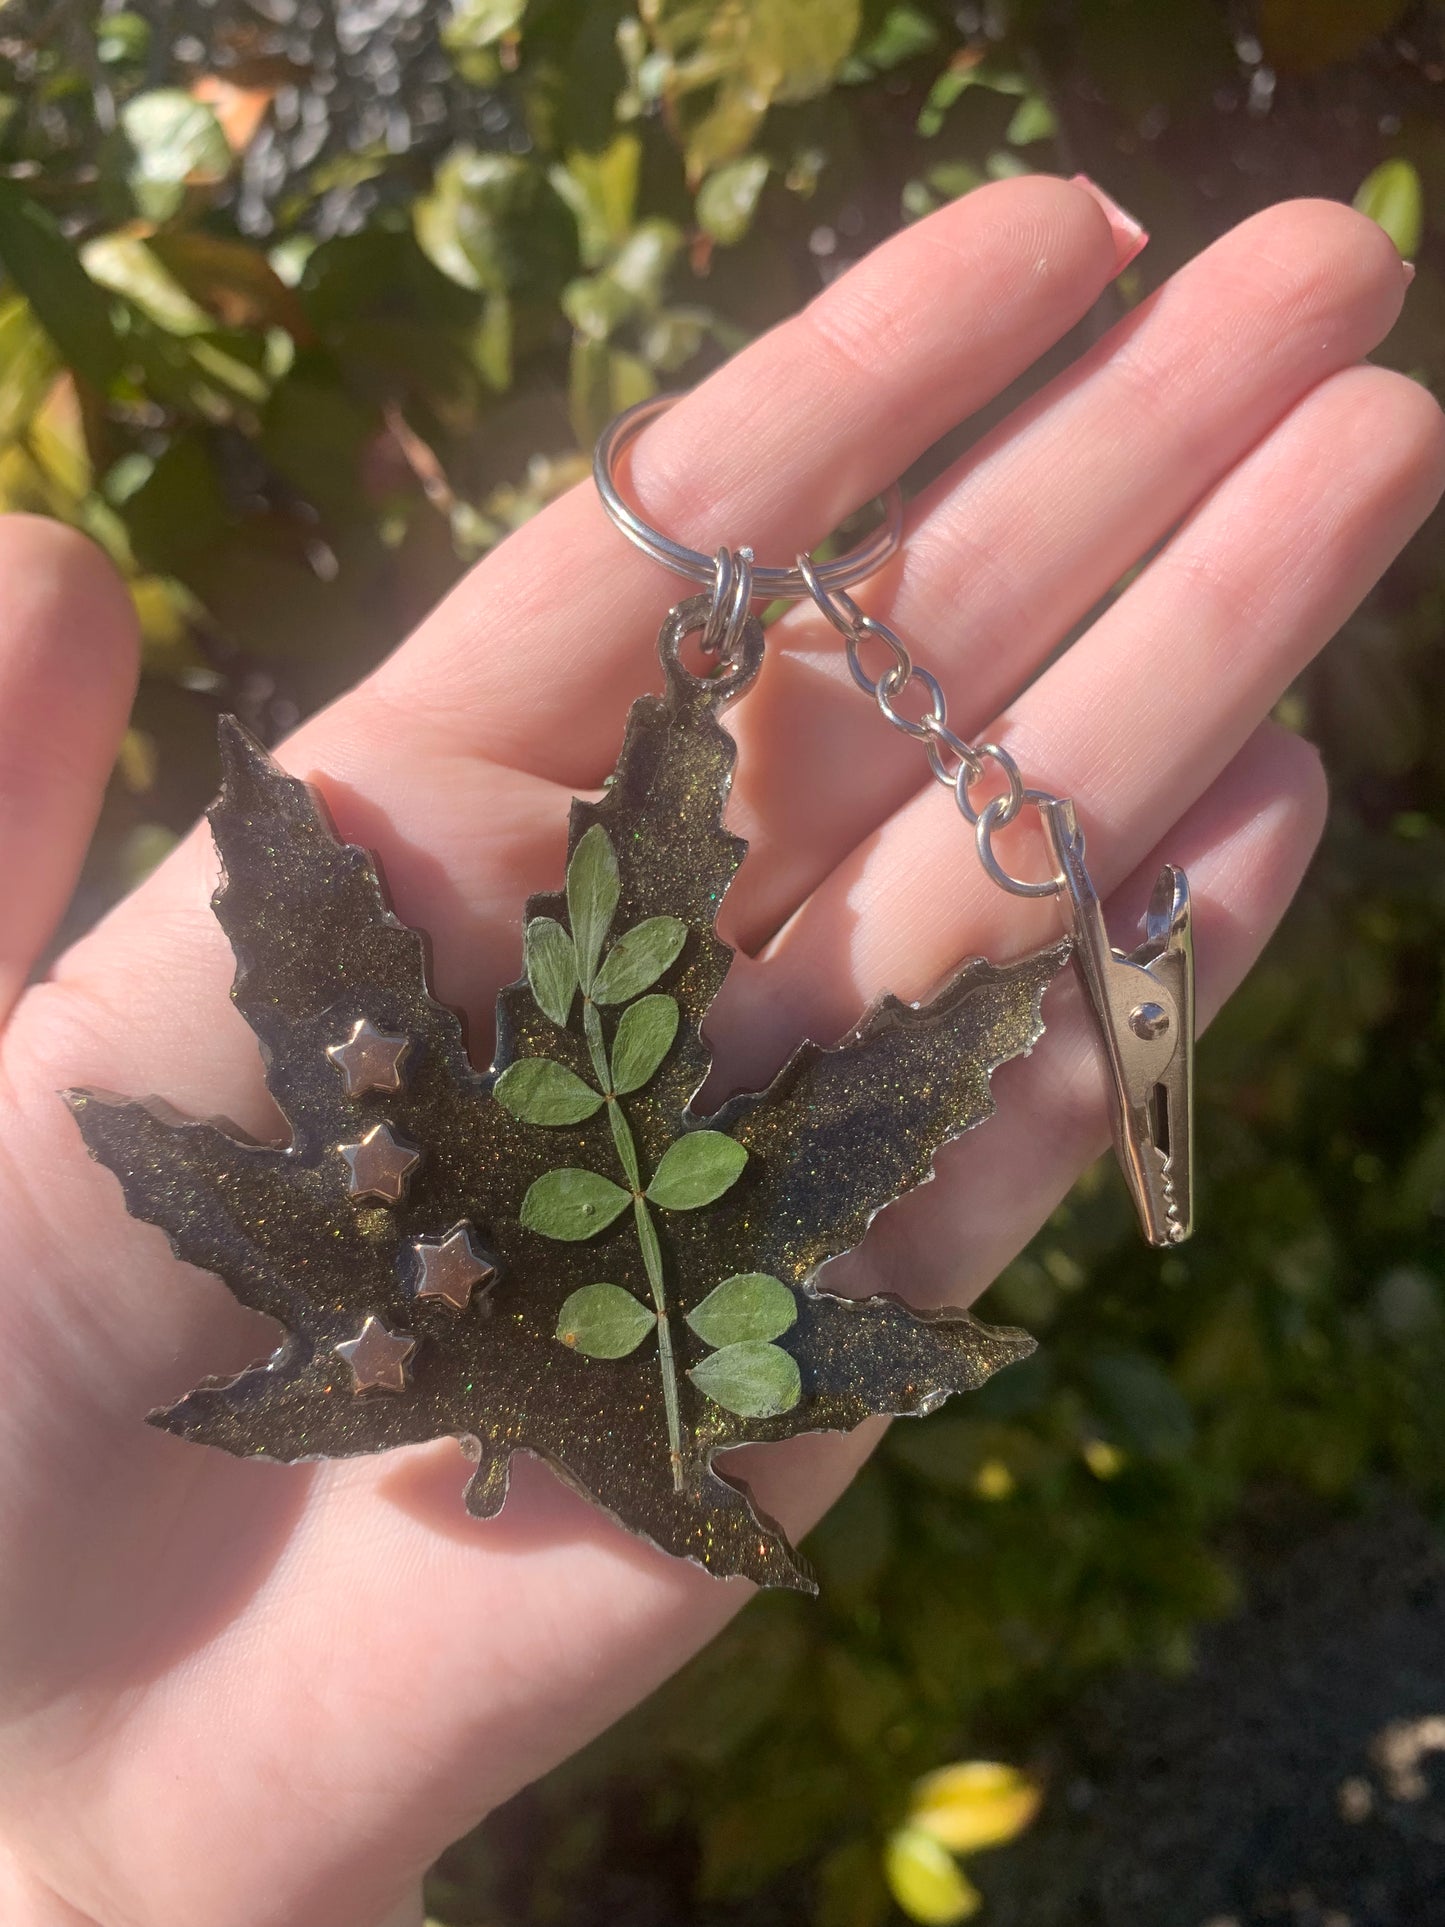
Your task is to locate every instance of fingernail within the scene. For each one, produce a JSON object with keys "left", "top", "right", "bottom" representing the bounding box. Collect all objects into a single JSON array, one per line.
[
  {"left": 1069, "top": 173, "right": 1149, "bottom": 270},
  {"left": 1402, "top": 259, "right": 1417, "bottom": 286}
]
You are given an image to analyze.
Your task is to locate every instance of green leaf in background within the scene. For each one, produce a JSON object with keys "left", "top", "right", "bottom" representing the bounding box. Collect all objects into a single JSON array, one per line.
[
  {"left": 1354, "top": 157, "right": 1425, "bottom": 260},
  {"left": 840, "top": 3, "right": 939, "bottom": 80},
  {"left": 1005, "top": 92, "right": 1058, "bottom": 146},
  {"left": 592, "top": 915, "right": 688, "bottom": 1004},
  {"left": 0, "top": 295, "right": 59, "bottom": 443},
  {"left": 414, "top": 147, "right": 577, "bottom": 301},
  {"left": 0, "top": 182, "right": 121, "bottom": 387},
  {"left": 81, "top": 235, "right": 212, "bottom": 335},
  {"left": 646, "top": 1130, "right": 748, "bottom": 1210},
  {"left": 568, "top": 336, "right": 656, "bottom": 446},
  {"left": 442, "top": 0, "right": 527, "bottom": 54},
  {"left": 520, "top": 1166, "right": 632, "bottom": 1241},
  {"left": 551, "top": 136, "right": 642, "bottom": 268},
  {"left": 524, "top": 917, "right": 578, "bottom": 1027},
  {"left": 566, "top": 823, "right": 620, "bottom": 990},
  {"left": 493, "top": 1057, "right": 602, "bottom": 1126},
  {"left": 97, "top": 9, "right": 150, "bottom": 64},
  {"left": 556, "top": 1281, "right": 656, "bottom": 1358},
  {"left": 697, "top": 157, "right": 771, "bottom": 244},
  {"left": 686, "top": 1273, "right": 797, "bottom": 1348},
  {"left": 689, "top": 1339, "right": 802, "bottom": 1418},
  {"left": 113, "top": 89, "right": 232, "bottom": 223},
  {"left": 882, "top": 1826, "right": 981, "bottom": 1925},
  {"left": 609, "top": 993, "right": 680, "bottom": 1094},
  {"left": 1086, "top": 1347, "right": 1196, "bottom": 1461},
  {"left": 918, "top": 58, "right": 1029, "bottom": 138}
]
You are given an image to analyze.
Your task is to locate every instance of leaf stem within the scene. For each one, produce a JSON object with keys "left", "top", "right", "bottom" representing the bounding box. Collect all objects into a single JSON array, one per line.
[
  {"left": 584, "top": 992, "right": 685, "bottom": 1490},
  {"left": 635, "top": 1195, "right": 684, "bottom": 1491}
]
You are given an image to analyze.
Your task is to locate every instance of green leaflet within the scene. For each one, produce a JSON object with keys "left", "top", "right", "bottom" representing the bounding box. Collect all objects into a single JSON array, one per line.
[
  {"left": 609, "top": 994, "right": 679, "bottom": 1094},
  {"left": 0, "top": 181, "right": 122, "bottom": 387},
  {"left": 494, "top": 1057, "right": 602, "bottom": 1126},
  {"left": 647, "top": 1130, "right": 748, "bottom": 1210},
  {"left": 556, "top": 1282, "right": 656, "bottom": 1358},
  {"left": 566, "top": 823, "right": 620, "bottom": 990},
  {"left": 690, "top": 1340, "right": 802, "bottom": 1419},
  {"left": 520, "top": 1167, "right": 631, "bottom": 1241},
  {"left": 525, "top": 916, "right": 577, "bottom": 1027},
  {"left": 592, "top": 915, "right": 687, "bottom": 1004},
  {"left": 687, "top": 1273, "right": 797, "bottom": 1348}
]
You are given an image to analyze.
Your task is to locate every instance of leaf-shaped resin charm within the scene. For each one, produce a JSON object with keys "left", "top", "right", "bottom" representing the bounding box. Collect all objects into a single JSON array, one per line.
[{"left": 71, "top": 594, "right": 1069, "bottom": 1591}]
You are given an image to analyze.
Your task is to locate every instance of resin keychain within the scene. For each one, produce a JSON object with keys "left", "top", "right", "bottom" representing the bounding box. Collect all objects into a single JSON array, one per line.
[{"left": 69, "top": 393, "right": 1191, "bottom": 1592}]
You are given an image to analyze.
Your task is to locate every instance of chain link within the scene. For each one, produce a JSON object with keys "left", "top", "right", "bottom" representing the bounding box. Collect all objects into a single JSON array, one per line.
[{"left": 796, "top": 553, "right": 1065, "bottom": 900}]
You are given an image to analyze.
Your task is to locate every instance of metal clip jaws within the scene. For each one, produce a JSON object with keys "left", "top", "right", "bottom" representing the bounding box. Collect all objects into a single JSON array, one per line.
[{"left": 1039, "top": 798, "right": 1195, "bottom": 1246}]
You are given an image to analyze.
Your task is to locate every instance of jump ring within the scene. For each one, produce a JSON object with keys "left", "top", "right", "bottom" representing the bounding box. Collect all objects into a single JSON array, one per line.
[
  {"left": 595, "top": 394, "right": 904, "bottom": 598},
  {"left": 953, "top": 742, "right": 1025, "bottom": 828},
  {"left": 877, "top": 663, "right": 946, "bottom": 741},
  {"left": 846, "top": 614, "right": 912, "bottom": 698},
  {"left": 795, "top": 551, "right": 865, "bottom": 642},
  {"left": 921, "top": 713, "right": 979, "bottom": 789},
  {"left": 975, "top": 788, "right": 1067, "bottom": 899},
  {"left": 699, "top": 545, "right": 734, "bottom": 655},
  {"left": 700, "top": 544, "right": 754, "bottom": 661}
]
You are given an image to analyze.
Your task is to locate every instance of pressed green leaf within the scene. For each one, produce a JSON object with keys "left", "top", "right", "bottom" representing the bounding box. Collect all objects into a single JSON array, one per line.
[
  {"left": 0, "top": 182, "right": 122, "bottom": 387},
  {"left": 687, "top": 1273, "right": 797, "bottom": 1348},
  {"left": 524, "top": 916, "right": 578, "bottom": 1026},
  {"left": 1354, "top": 157, "right": 1424, "bottom": 259},
  {"left": 696, "top": 156, "right": 770, "bottom": 245},
  {"left": 115, "top": 90, "right": 232, "bottom": 224},
  {"left": 520, "top": 1167, "right": 631, "bottom": 1241},
  {"left": 556, "top": 1282, "right": 656, "bottom": 1358},
  {"left": 689, "top": 1340, "right": 801, "bottom": 1418},
  {"left": 647, "top": 1130, "right": 748, "bottom": 1210},
  {"left": 592, "top": 915, "right": 688, "bottom": 1004},
  {"left": 566, "top": 823, "right": 620, "bottom": 990},
  {"left": 609, "top": 994, "right": 679, "bottom": 1094},
  {"left": 494, "top": 1057, "right": 602, "bottom": 1126}
]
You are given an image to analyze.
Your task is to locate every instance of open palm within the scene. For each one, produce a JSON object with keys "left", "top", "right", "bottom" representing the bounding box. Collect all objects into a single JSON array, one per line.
[{"left": 0, "top": 176, "right": 1438, "bottom": 1927}]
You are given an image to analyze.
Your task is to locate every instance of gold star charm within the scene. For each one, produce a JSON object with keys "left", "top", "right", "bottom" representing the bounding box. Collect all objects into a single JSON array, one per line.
[
  {"left": 338, "top": 1122, "right": 420, "bottom": 1204},
  {"left": 326, "top": 1018, "right": 411, "bottom": 1098},
  {"left": 413, "top": 1224, "right": 495, "bottom": 1312},
  {"left": 334, "top": 1315, "right": 416, "bottom": 1393}
]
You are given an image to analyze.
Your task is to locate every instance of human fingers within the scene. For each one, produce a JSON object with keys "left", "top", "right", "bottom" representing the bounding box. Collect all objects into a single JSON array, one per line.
[
  {"left": 362, "top": 173, "right": 1137, "bottom": 777},
  {"left": 0, "top": 517, "right": 136, "bottom": 1022},
  {"left": 719, "top": 197, "right": 1410, "bottom": 946},
  {"left": 716, "top": 362, "right": 1445, "bottom": 1083}
]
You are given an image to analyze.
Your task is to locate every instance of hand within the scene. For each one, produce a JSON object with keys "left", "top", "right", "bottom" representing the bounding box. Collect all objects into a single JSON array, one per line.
[{"left": 0, "top": 176, "right": 1436, "bottom": 1927}]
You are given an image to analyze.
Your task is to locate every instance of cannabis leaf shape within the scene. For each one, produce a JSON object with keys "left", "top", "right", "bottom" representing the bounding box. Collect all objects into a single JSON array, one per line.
[{"left": 70, "top": 598, "right": 1067, "bottom": 1590}]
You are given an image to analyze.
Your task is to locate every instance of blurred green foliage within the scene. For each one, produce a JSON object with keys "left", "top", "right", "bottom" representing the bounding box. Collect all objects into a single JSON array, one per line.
[{"left": 0, "top": 0, "right": 1442, "bottom": 1921}]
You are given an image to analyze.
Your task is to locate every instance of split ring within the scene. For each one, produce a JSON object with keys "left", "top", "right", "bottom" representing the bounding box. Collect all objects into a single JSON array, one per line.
[{"left": 594, "top": 394, "right": 904, "bottom": 599}]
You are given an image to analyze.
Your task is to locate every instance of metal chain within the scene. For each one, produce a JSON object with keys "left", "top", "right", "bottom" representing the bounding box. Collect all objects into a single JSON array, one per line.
[{"left": 795, "top": 554, "right": 1065, "bottom": 900}]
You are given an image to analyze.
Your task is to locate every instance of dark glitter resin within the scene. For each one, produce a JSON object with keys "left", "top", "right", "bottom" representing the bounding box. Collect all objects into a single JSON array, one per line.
[{"left": 69, "top": 598, "right": 1067, "bottom": 1590}]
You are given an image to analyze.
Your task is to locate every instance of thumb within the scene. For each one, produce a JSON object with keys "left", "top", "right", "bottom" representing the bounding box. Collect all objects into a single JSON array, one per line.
[{"left": 0, "top": 516, "right": 138, "bottom": 1022}]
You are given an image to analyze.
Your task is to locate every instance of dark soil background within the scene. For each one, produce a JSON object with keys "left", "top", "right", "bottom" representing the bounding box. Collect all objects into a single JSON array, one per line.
[{"left": 977, "top": 1503, "right": 1445, "bottom": 1927}]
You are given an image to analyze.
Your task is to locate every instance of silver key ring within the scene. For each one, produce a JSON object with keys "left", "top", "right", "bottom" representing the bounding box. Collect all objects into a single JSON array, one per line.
[{"left": 594, "top": 394, "right": 904, "bottom": 599}]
